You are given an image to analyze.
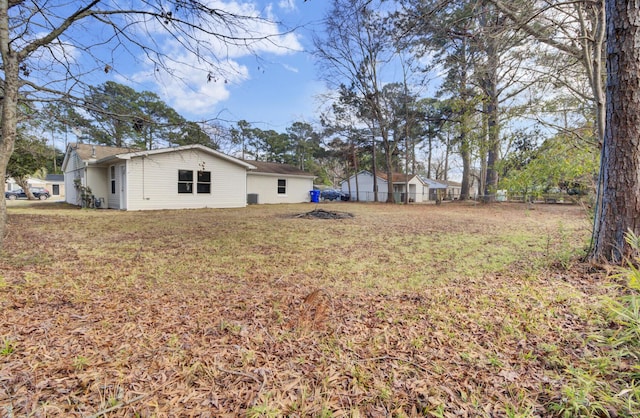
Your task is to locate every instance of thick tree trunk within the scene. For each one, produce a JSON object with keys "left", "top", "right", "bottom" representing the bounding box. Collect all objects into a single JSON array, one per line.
[
  {"left": 591, "top": 0, "right": 640, "bottom": 263},
  {"left": 0, "top": 76, "right": 18, "bottom": 247},
  {"left": 484, "top": 79, "right": 500, "bottom": 200},
  {"left": 481, "top": 1, "right": 501, "bottom": 202},
  {"left": 460, "top": 143, "right": 472, "bottom": 200},
  {"left": 0, "top": 0, "right": 20, "bottom": 249}
]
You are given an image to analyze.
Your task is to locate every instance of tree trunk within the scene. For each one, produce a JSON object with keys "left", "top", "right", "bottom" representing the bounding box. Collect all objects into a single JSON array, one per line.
[
  {"left": 15, "top": 177, "right": 35, "bottom": 199},
  {"left": 427, "top": 129, "right": 433, "bottom": 178},
  {"left": 352, "top": 142, "right": 359, "bottom": 202},
  {"left": 591, "top": 0, "right": 640, "bottom": 263},
  {"left": 0, "top": 5, "right": 20, "bottom": 248},
  {"left": 382, "top": 131, "right": 395, "bottom": 204},
  {"left": 460, "top": 142, "right": 472, "bottom": 200},
  {"left": 484, "top": 71, "right": 500, "bottom": 201},
  {"left": 481, "top": 1, "right": 501, "bottom": 202}
]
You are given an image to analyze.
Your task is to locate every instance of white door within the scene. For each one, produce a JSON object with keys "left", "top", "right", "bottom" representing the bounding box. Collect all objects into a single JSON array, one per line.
[{"left": 119, "top": 164, "right": 127, "bottom": 210}]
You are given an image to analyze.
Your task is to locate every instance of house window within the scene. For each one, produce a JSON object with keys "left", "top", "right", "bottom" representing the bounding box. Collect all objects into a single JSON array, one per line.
[
  {"left": 197, "top": 171, "right": 211, "bottom": 194},
  {"left": 178, "top": 170, "right": 193, "bottom": 193},
  {"left": 277, "top": 179, "right": 286, "bottom": 194},
  {"left": 110, "top": 166, "right": 116, "bottom": 194}
]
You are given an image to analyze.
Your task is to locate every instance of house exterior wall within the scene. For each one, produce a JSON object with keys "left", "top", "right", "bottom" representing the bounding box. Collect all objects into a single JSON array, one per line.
[
  {"left": 341, "top": 171, "right": 430, "bottom": 202},
  {"left": 341, "top": 172, "right": 389, "bottom": 202},
  {"left": 407, "top": 177, "right": 427, "bottom": 203},
  {"left": 106, "top": 164, "right": 124, "bottom": 210},
  {"left": 46, "top": 181, "right": 65, "bottom": 198},
  {"left": 87, "top": 166, "right": 109, "bottom": 205},
  {"left": 446, "top": 186, "right": 462, "bottom": 200},
  {"left": 247, "top": 173, "right": 313, "bottom": 204},
  {"left": 64, "top": 150, "right": 85, "bottom": 206},
  {"left": 342, "top": 172, "right": 395, "bottom": 202},
  {"left": 123, "top": 149, "right": 248, "bottom": 210}
]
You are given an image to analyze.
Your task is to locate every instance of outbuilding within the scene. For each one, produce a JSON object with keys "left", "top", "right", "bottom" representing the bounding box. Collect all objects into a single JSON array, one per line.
[{"left": 340, "top": 170, "right": 429, "bottom": 203}]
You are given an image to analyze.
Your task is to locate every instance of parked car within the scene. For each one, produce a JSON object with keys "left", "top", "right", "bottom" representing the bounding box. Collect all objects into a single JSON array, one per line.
[
  {"left": 321, "top": 189, "right": 350, "bottom": 201},
  {"left": 5, "top": 187, "right": 51, "bottom": 200}
]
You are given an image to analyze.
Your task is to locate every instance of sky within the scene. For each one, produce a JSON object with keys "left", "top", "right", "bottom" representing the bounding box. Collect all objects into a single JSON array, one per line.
[{"left": 116, "top": 0, "right": 332, "bottom": 133}]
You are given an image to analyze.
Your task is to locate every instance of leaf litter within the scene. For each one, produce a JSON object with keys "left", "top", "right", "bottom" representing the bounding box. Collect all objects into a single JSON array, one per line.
[{"left": 0, "top": 202, "right": 617, "bottom": 416}]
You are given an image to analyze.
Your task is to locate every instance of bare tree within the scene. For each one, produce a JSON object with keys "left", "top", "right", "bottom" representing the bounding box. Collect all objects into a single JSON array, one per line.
[
  {"left": 0, "top": 0, "right": 290, "bottom": 248},
  {"left": 590, "top": 0, "right": 640, "bottom": 262},
  {"left": 314, "top": 0, "right": 399, "bottom": 203},
  {"left": 490, "top": 0, "right": 606, "bottom": 146}
]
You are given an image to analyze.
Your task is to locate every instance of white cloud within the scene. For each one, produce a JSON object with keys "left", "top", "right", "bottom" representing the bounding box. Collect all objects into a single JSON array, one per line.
[
  {"left": 282, "top": 63, "right": 299, "bottom": 73},
  {"left": 136, "top": 0, "right": 302, "bottom": 58},
  {"left": 278, "top": 0, "right": 297, "bottom": 12},
  {"left": 124, "top": 41, "right": 251, "bottom": 116},
  {"left": 117, "top": 1, "right": 303, "bottom": 117}
]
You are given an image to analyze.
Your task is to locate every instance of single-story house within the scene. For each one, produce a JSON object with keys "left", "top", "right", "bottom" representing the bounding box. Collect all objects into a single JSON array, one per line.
[
  {"left": 340, "top": 170, "right": 429, "bottom": 203},
  {"left": 62, "top": 143, "right": 316, "bottom": 210},
  {"left": 5, "top": 174, "right": 65, "bottom": 199},
  {"left": 62, "top": 143, "right": 258, "bottom": 210},
  {"left": 245, "top": 160, "right": 315, "bottom": 204}
]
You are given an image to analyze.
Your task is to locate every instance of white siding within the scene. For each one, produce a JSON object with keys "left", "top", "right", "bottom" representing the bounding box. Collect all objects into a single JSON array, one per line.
[
  {"left": 408, "top": 177, "right": 427, "bottom": 203},
  {"left": 107, "top": 164, "right": 123, "bottom": 210},
  {"left": 341, "top": 171, "right": 429, "bottom": 202},
  {"left": 247, "top": 174, "right": 313, "bottom": 204},
  {"left": 63, "top": 150, "right": 84, "bottom": 206},
  {"left": 341, "top": 172, "right": 388, "bottom": 202},
  {"left": 124, "top": 149, "right": 248, "bottom": 210},
  {"left": 87, "top": 166, "right": 109, "bottom": 205}
]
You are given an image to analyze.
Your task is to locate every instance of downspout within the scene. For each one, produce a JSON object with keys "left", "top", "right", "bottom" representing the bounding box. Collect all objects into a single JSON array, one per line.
[{"left": 142, "top": 156, "right": 146, "bottom": 200}]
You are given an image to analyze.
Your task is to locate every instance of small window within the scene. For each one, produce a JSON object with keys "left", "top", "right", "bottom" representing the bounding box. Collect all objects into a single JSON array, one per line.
[
  {"left": 197, "top": 171, "right": 211, "bottom": 194},
  {"left": 178, "top": 170, "right": 193, "bottom": 193},
  {"left": 110, "top": 166, "right": 116, "bottom": 194},
  {"left": 277, "top": 179, "right": 286, "bottom": 194}
]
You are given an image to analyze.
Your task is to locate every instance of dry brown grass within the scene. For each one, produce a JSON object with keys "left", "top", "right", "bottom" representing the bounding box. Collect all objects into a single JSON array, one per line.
[{"left": 0, "top": 201, "right": 622, "bottom": 417}]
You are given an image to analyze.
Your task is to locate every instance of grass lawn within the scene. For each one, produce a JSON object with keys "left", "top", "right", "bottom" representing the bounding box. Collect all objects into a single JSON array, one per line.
[{"left": 0, "top": 201, "right": 636, "bottom": 417}]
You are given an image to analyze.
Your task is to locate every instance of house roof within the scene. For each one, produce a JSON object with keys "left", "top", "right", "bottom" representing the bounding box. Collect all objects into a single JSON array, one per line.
[
  {"left": 420, "top": 177, "right": 447, "bottom": 189},
  {"left": 65, "top": 143, "right": 256, "bottom": 170},
  {"left": 343, "top": 171, "right": 458, "bottom": 189},
  {"left": 71, "top": 143, "right": 138, "bottom": 160},
  {"left": 345, "top": 170, "right": 425, "bottom": 185},
  {"left": 45, "top": 174, "right": 64, "bottom": 182},
  {"left": 106, "top": 144, "right": 256, "bottom": 169},
  {"left": 245, "top": 160, "right": 315, "bottom": 178},
  {"left": 440, "top": 180, "right": 462, "bottom": 188},
  {"left": 377, "top": 172, "right": 426, "bottom": 184}
]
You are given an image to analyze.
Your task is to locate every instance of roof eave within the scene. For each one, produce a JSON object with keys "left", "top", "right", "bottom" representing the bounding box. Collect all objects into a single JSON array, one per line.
[{"left": 248, "top": 171, "right": 315, "bottom": 179}]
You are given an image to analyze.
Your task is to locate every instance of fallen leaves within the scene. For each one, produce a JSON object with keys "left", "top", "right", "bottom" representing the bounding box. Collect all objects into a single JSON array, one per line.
[{"left": 0, "top": 202, "right": 614, "bottom": 416}]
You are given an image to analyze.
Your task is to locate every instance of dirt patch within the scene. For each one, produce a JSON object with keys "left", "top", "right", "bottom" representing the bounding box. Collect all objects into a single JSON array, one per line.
[{"left": 294, "top": 208, "right": 354, "bottom": 219}]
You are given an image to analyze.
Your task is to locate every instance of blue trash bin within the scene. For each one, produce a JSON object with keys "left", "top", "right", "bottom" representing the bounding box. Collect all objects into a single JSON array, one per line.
[{"left": 310, "top": 190, "right": 320, "bottom": 203}]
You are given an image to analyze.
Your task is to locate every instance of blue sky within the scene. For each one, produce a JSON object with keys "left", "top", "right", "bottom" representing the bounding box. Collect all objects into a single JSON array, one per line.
[
  {"left": 114, "top": 0, "right": 331, "bottom": 132},
  {"left": 219, "top": 1, "right": 330, "bottom": 131}
]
